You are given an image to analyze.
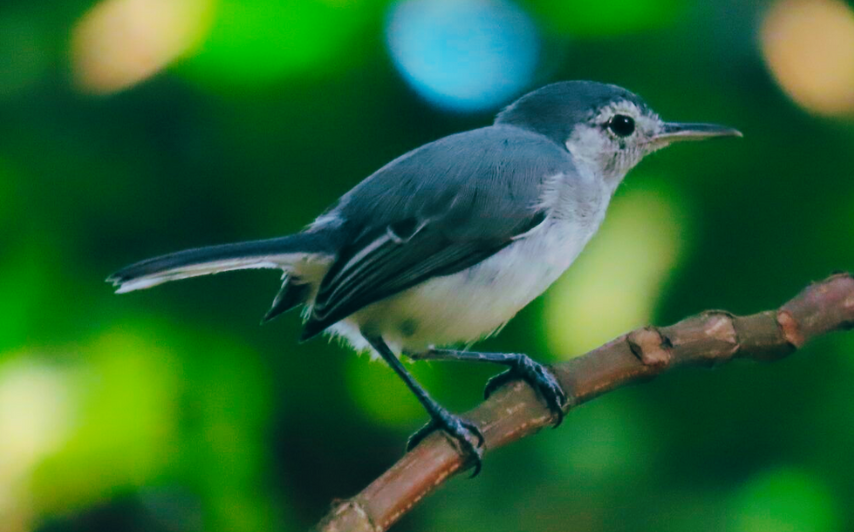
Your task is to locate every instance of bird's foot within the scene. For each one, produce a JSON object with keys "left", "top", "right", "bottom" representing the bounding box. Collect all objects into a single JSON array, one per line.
[
  {"left": 407, "top": 407, "right": 485, "bottom": 477},
  {"left": 484, "top": 354, "right": 569, "bottom": 427}
]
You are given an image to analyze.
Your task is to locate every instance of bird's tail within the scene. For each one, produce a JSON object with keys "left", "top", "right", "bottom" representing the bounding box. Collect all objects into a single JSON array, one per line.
[{"left": 107, "top": 232, "right": 334, "bottom": 294}]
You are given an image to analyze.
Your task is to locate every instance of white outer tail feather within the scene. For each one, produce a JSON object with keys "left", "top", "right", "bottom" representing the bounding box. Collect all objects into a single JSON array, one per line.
[
  {"left": 109, "top": 232, "right": 336, "bottom": 294},
  {"left": 113, "top": 258, "right": 290, "bottom": 293}
]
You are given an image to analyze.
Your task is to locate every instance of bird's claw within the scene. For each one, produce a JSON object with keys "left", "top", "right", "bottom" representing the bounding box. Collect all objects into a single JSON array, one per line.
[
  {"left": 407, "top": 408, "right": 485, "bottom": 477},
  {"left": 484, "top": 355, "right": 569, "bottom": 427}
]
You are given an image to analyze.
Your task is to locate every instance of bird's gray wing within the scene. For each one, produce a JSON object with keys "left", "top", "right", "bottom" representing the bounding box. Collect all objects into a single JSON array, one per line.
[{"left": 301, "top": 126, "right": 573, "bottom": 340}]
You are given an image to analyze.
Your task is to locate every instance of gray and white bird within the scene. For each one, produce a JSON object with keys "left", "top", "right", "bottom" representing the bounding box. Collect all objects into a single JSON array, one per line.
[{"left": 108, "top": 81, "right": 740, "bottom": 473}]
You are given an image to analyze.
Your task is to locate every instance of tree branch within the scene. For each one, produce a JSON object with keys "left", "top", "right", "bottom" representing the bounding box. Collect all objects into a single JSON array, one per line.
[{"left": 313, "top": 273, "right": 854, "bottom": 532}]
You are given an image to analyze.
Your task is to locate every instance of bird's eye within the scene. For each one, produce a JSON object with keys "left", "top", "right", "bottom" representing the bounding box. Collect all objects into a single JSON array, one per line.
[{"left": 607, "top": 115, "right": 635, "bottom": 137}]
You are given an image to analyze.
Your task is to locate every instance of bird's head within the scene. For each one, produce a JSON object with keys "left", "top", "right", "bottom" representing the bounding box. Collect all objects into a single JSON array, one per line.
[{"left": 495, "top": 81, "right": 741, "bottom": 186}]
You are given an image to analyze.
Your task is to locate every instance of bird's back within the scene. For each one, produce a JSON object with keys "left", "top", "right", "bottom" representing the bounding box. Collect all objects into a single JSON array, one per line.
[{"left": 317, "top": 125, "right": 579, "bottom": 242}]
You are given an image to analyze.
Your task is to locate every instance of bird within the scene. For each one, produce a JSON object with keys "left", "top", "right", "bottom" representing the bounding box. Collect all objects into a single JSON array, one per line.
[{"left": 108, "top": 80, "right": 741, "bottom": 475}]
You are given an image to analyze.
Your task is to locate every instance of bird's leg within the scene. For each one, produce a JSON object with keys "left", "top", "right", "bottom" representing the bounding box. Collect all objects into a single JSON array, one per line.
[
  {"left": 407, "top": 349, "right": 569, "bottom": 427},
  {"left": 365, "top": 336, "right": 485, "bottom": 476}
]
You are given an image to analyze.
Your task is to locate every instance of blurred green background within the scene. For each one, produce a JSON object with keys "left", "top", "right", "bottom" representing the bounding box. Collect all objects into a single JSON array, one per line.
[{"left": 2, "top": 0, "right": 854, "bottom": 530}]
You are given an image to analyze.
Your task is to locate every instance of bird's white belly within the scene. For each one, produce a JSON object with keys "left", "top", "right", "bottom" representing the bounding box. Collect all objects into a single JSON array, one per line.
[{"left": 327, "top": 218, "right": 599, "bottom": 354}]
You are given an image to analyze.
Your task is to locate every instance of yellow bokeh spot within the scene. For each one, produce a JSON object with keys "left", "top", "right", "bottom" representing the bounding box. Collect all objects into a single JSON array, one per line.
[
  {"left": 0, "top": 359, "right": 77, "bottom": 529},
  {"left": 760, "top": 0, "right": 854, "bottom": 117},
  {"left": 71, "top": 0, "right": 214, "bottom": 94},
  {"left": 0, "top": 362, "right": 74, "bottom": 471},
  {"left": 544, "top": 179, "right": 690, "bottom": 357}
]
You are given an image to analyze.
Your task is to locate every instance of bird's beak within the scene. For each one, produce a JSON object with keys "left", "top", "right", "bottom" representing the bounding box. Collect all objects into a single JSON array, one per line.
[{"left": 654, "top": 122, "right": 743, "bottom": 143}]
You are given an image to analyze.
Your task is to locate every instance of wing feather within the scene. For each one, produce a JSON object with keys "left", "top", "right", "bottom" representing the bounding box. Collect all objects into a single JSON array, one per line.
[{"left": 301, "top": 220, "right": 531, "bottom": 340}]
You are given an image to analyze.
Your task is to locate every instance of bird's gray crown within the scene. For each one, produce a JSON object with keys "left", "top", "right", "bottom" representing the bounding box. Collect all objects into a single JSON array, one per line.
[{"left": 494, "top": 81, "right": 652, "bottom": 145}]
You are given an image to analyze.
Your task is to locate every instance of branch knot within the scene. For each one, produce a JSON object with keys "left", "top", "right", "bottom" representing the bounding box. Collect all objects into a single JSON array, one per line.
[
  {"left": 317, "top": 499, "right": 378, "bottom": 532},
  {"left": 627, "top": 327, "right": 672, "bottom": 369},
  {"left": 776, "top": 310, "right": 804, "bottom": 348}
]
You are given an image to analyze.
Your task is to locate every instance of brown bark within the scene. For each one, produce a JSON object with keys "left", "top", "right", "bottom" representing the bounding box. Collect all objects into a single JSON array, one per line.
[{"left": 313, "top": 273, "right": 854, "bottom": 532}]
